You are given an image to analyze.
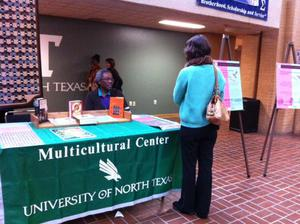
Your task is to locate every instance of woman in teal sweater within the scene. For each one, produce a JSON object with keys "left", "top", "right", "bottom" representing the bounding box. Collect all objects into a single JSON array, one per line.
[{"left": 173, "top": 35, "right": 225, "bottom": 219}]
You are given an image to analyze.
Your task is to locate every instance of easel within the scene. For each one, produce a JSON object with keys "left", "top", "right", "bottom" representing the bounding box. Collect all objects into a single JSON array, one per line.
[
  {"left": 219, "top": 34, "right": 250, "bottom": 178},
  {"left": 260, "top": 42, "right": 297, "bottom": 177}
]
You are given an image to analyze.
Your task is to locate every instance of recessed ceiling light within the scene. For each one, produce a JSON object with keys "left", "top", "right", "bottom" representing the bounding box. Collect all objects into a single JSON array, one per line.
[{"left": 159, "top": 20, "right": 205, "bottom": 29}]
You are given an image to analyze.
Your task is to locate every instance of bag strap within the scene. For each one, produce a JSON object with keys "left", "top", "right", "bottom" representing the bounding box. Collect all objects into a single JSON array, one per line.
[{"left": 213, "top": 65, "right": 220, "bottom": 96}]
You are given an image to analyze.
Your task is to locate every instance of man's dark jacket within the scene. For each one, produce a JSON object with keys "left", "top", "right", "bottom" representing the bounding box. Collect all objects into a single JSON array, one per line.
[{"left": 84, "top": 88, "right": 129, "bottom": 110}]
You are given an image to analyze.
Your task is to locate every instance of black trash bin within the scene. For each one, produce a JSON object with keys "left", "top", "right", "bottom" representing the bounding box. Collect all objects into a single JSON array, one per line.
[{"left": 229, "top": 97, "right": 260, "bottom": 133}]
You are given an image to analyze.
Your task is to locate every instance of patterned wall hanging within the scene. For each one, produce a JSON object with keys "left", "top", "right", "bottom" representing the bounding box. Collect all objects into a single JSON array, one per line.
[{"left": 0, "top": 0, "right": 42, "bottom": 108}]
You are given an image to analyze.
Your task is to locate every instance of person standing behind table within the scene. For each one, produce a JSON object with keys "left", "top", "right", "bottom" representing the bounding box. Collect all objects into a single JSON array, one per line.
[
  {"left": 87, "top": 54, "right": 101, "bottom": 91},
  {"left": 172, "top": 34, "right": 225, "bottom": 219},
  {"left": 84, "top": 68, "right": 130, "bottom": 111},
  {"left": 105, "top": 58, "right": 123, "bottom": 91}
]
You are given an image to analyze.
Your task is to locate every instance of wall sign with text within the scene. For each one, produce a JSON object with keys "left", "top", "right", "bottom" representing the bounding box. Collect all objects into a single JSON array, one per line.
[
  {"left": 214, "top": 60, "right": 244, "bottom": 111},
  {"left": 276, "top": 63, "right": 300, "bottom": 109},
  {"left": 197, "top": 0, "right": 268, "bottom": 21}
]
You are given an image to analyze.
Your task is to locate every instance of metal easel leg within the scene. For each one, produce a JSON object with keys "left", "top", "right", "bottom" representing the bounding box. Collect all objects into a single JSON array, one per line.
[
  {"left": 263, "top": 109, "right": 278, "bottom": 177},
  {"left": 238, "top": 112, "right": 250, "bottom": 178},
  {"left": 260, "top": 102, "right": 277, "bottom": 161}
]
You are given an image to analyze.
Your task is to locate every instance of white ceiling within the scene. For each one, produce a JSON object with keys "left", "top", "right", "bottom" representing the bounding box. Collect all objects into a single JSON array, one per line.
[{"left": 38, "top": 0, "right": 273, "bottom": 35}]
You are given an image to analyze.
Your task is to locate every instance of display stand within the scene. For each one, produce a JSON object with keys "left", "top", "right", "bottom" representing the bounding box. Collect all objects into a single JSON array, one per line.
[
  {"left": 218, "top": 34, "right": 250, "bottom": 178},
  {"left": 31, "top": 110, "right": 132, "bottom": 128},
  {"left": 260, "top": 42, "right": 297, "bottom": 177}
]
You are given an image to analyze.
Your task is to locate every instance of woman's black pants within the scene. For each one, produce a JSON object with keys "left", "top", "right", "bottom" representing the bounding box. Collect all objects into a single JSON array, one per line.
[{"left": 179, "top": 124, "right": 218, "bottom": 217}]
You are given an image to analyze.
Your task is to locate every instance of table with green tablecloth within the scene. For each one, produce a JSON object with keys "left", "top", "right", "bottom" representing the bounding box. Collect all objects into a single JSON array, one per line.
[{"left": 0, "top": 121, "right": 181, "bottom": 224}]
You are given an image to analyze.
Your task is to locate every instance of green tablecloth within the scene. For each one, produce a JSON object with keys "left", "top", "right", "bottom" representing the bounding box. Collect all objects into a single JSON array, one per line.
[{"left": 0, "top": 121, "right": 181, "bottom": 224}]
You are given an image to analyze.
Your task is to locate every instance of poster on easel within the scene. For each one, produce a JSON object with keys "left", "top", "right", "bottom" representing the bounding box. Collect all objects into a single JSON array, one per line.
[
  {"left": 276, "top": 63, "right": 300, "bottom": 109},
  {"left": 214, "top": 60, "right": 244, "bottom": 111}
]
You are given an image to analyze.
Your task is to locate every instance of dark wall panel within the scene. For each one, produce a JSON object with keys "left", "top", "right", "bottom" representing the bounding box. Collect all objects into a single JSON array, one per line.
[{"left": 39, "top": 16, "right": 190, "bottom": 114}]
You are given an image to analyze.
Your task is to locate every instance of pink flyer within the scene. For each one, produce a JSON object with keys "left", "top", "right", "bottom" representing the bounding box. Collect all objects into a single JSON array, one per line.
[
  {"left": 214, "top": 60, "right": 243, "bottom": 111},
  {"left": 276, "top": 63, "right": 300, "bottom": 109}
]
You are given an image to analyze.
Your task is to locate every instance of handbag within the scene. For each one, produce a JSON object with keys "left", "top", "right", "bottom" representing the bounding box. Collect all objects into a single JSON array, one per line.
[{"left": 206, "top": 66, "right": 230, "bottom": 125}]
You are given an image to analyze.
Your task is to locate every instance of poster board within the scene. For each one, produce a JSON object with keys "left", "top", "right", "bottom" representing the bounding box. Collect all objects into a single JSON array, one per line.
[
  {"left": 276, "top": 63, "right": 300, "bottom": 109},
  {"left": 214, "top": 60, "right": 244, "bottom": 111}
]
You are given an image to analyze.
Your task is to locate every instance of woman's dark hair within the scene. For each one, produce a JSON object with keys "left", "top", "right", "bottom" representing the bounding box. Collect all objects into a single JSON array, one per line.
[
  {"left": 184, "top": 35, "right": 211, "bottom": 61},
  {"left": 105, "top": 58, "right": 115, "bottom": 68},
  {"left": 91, "top": 54, "right": 100, "bottom": 64}
]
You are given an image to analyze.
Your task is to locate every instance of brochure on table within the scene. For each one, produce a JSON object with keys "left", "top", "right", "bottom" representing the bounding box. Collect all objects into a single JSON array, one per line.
[
  {"left": 132, "top": 115, "right": 180, "bottom": 131},
  {"left": 0, "top": 123, "right": 43, "bottom": 149},
  {"left": 50, "top": 127, "right": 96, "bottom": 141}
]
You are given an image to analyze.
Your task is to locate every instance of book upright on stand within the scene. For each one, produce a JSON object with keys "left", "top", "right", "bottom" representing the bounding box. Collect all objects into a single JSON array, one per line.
[
  {"left": 69, "top": 100, "right": 97, "bottom": 125},
  {"left": 33, "top": 98, "right": 48, "bottom": 123},
  {"left": 69, "top": 100, "right": 83, "bottom": 118},
  {"left": 109, "top": 97, "right": 124, "bottom": 118}
]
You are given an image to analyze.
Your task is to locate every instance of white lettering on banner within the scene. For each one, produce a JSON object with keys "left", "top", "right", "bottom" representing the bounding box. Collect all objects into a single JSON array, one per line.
[
  {"left": 38, "top": 140, "right": 131, "bottom": 161},
  {"left": 22, "top": 176, "right": 172, "bottom": 218},
  {"left": 254, "top": 11, "right": 266, "bottom": 18},
  {"left": 115, "top": 181, "right": 150, "bottom": 196},
  {"left": 40, "top": 34, "right": 63, "bottom": 78},
  {"left": 135, "top": 136, "right": 169, "bottom": 148},
  {"left": 200, "top": 0, "right": 226, "bottom": 8},
  {"left": 38, "top": 136, "right": 171, "bottom": 162},
  {"left": 152, "top": 176, "right": 172, "bottom": 187},
  {"left": 227, "top": 5, "right": 247, "bottom": 15},
  {"left": 199, "top": 0, "right": 267, "bottom": 17},
  {"left": 23, "top": 192, "right": 96, "bottom": 217},
  {"left": 98, "top": 189, "right": 113, "bottom": 199}
]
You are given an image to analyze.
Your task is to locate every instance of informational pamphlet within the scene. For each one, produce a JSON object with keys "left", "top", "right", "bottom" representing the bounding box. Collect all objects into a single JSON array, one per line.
[
  {"left": 72, "top": 114, "right": 121, "bottom": 125},
  {"left": 214, "top": 60, "right": 244, "bottom": 111},
  {"left": 94, "top": 115, "right": 118, "bottom": 123},
  {"left": 133, "top": 115, "right": 180, "bottom": 131},
  {"left": 72, "top": 114, "right": 98, "bottom": 125},
  {"left": 0, "top": 123, "right": 43, "bottom": 148},
  {"left": 276, "top": 63, "right": 300, "bottom": 109},
  {"left": 48, "top": 117, "right": 77, "bottom": 126},
  {"left": 50, "top": 127, "right": 96, "bottom": 141}
]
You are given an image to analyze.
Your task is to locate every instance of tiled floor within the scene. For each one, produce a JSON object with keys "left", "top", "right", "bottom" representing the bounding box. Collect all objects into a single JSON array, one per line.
[{"left": 65, "top": 125, "right": 300, "bottom": 224}]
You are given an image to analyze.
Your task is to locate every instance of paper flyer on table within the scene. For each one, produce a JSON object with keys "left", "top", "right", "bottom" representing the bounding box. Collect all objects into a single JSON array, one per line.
[
  {"left": 133, "top": 115, "right": 180, "bottom": 131},
  {"left": 50, "top": 127, "right": 96, "bottom": 141}
]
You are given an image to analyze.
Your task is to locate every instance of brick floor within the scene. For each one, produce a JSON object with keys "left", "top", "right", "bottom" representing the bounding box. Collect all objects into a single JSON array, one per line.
[{"left": 65, "top": 124, "right": 300, "bottom": 224}]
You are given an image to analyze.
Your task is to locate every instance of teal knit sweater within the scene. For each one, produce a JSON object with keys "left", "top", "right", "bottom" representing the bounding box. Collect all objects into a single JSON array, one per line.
[{"left": 173, "top": 64, "right": 226, "bottom": 128}]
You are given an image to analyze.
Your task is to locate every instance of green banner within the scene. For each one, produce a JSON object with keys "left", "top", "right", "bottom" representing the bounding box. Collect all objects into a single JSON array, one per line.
[{"left": 0, "top": 124, "right": 181, "bottom": 224}]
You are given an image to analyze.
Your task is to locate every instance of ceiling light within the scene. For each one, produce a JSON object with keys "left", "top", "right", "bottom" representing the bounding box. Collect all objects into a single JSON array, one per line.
[{"left": 158, "top": 20, "right": 205, "bottom": 29}]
